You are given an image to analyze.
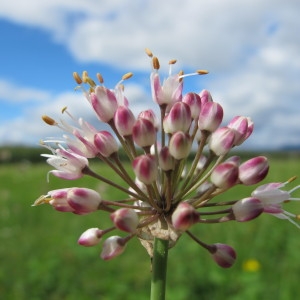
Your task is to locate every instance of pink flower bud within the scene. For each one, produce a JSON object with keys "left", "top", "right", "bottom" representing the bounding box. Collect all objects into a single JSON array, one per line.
[
  {"left": 90, "top": 86, "right": 118, "bottom": 123},
  {"left": 132, "top": 154, "right": 158, "bottom": 184},
  {"left": 158, "top": 146, "right": 174, "bottom": 171},
  {"left": 114, "top": 106, "right": 136, "bottom": 136},
  {"left": 232, "top": 197, "right": 264, "bottom": 222},
  {"left": 172, "top": 202, "right": 199, "bottom": 231},
  {"left": 239, "top": 156, "right": 269, "bottom": 185},
  {"left": 182, "top": 92, "right": 202, "bottom": 120},
  {"left": 132, "top": 118, "right": 156, "bottom": 148},
  {"left": 245, "top": 117, "right": 254, "bottom": 140},
  {"left": 199, "top": 89, "right": 213, "bottom": 105},
  {"left": 209, "top": 127, "right": 235, "bottom": 156},
  {"left": 210, "top": 243, "right": 236, "bottom": 268},
  {"left": 67, "top": 188, "right": 102, "bottom": 213},
  {"left": 210, "top": 162, "right": 239, "bottom": 189},
  {"left": 198, "top": 101, "right": 223, "bottom": 132},
  {"left": 163, "top": 102, "right": 192, "bottom": 133},
  {"left": 78, "top": 228, "right": 103, "bottom": 246},
  {"left": 94, "top": 131, "right": 119, "bottom": 157},
  {"left": 138, "top": 109, "right": 159, "bottom": 129},
  {"left": 227, "top": 116, "right": 249, "bottom": 146},
  {"left": 100, "top": 236, "right": 126, "bottom": 260},
  {"left": 169, "top": 131, "right": 192, "bottom": 160},
  {"left": 47, "top": 188, "right": 75, "bottom": 212},
  {"left": 110, "top": 208, "right": 139, "bottom": 233}
]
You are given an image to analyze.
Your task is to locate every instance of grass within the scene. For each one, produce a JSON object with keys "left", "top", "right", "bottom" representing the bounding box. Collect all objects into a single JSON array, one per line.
[{"left": 0, "top": 155, "right": 300, "bottom": 300}]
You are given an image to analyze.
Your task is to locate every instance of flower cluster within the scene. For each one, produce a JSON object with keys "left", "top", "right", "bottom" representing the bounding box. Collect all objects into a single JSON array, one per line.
[{"left": 34, "top": 49, "right": 300, "bottom": 268}]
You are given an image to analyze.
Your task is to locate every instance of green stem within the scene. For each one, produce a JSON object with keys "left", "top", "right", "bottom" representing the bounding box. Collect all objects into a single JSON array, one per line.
[{"left": 150, "top": 238, "right": 169, "bottom": 300}]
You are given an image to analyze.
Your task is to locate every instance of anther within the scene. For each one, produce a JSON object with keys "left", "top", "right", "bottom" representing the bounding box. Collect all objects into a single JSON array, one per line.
[
  {"left": 197, "top": 69, "right": 209, "bottom": 75},
  {"left": 42, "top": 115, "right": 57, "bottom": 126},
  {"left": 122, "top": 72, "right": 134, "bottom": 81},
  {"left": 288, "top": 176, "right": 297, "bottom": 183},
  {"left": 82, "top": 71, "right": 89, "bottom": 83},
  {"left": 152, "top": 56, "right": 160, "bottom": 70},
  {"left": 73, "top": 72, "right": 82, "bottom": 84},
  {"left": 61, "top": 106, "right": 68, "bottom": 114},
  {"left": 169, "top": 59, "right": 177, "bottom": 65},
  {"left": 145, "top": 48, "right": 153, "bottom": 57},
  {"left": 97, "top": 73, "right": 104, "bottom": 84}
]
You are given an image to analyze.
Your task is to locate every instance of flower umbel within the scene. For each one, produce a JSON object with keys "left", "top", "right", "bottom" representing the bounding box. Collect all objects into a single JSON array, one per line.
[{"left": 34, "top": 49, "right": 300, "bottom": 276}]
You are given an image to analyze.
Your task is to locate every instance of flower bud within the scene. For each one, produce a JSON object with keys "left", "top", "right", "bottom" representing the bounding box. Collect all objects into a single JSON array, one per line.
[
  {"left": 172, "top": 202, "right": 199, "bottom": 231},
  {"left": 239, "top": 156, "right": 269, "bottom": 185},
  {"left": 227, "top": 116, "right": 249, "bottom": 146},
  {"left": 110, "top": 208, "right": 139, "bottom": 233},
  {"left": 138, "top": 109, "right": 159, "bottom": 129},
  {"left": 210, "top": 243, "right": 236, "bottom": 268},
  {"left": 199, "top": 89, "right": 213, "bottom": 105},
  {"left": 169, "top": 131, "right": 192, "bottom": 160},
  {"left": 182, "top": 92, "right": 202, "bottom": 120},
  {"left": 158, "top": 146, "right": 174, "bottom": 171},
  {"left": 232, "top": 197, "right": 264, "bottom": 222},
  {"left": 132, "top": 154, "right": 158, "bottom": 184},
  {"left": 163, "top": 102, "right": 192, "bottom": 133},
  {"left": 210, "top": 162, "right": 239, "bottom": 189},
  {"left": 209, "top": 127, "right": 235, "bottom": 156},
  {"left": 67, "top": 188, "right": 102, "bottom": 213},
  {"left": 90, "top": 86, "right": 118, "bottom": 123},
  {"left": 198, "top": 101, "right": 223, "bottom": 132},
  {"left": 78, "top": 228, "right": 103, "bottom": 246},
  {"left": 114, "top": 105, "right": 135, "bottom": 136},
  {"left": 46, "top": 188, "right": 75, "bottom": 212},
  {"left": 94, "top": 131, "right": 119, "bottom": 157},
  {"left": 132, "top": 118, "right": 156, "bottom": 148},
  {"left": 101, "top": 236, "right": 126, "bottom": 260}
]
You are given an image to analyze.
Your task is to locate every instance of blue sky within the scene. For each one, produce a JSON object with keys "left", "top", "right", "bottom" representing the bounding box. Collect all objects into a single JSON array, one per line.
[{"left": 0, "top": 0, "right": 300, "bottom": 149}]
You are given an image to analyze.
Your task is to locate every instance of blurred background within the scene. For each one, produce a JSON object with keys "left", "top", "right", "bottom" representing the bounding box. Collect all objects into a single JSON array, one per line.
[{"left": 0, "top": 1, "right": 300, "bottom": 299}]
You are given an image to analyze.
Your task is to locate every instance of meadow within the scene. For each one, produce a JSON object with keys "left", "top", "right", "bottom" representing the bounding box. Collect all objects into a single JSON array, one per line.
[{"left": 0, "top": 152, "right": 300, "bottom": 300}]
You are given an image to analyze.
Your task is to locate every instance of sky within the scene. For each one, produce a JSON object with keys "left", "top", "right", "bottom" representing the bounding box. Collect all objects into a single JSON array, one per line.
[{"left": 0, "top": 0, "right": 300, "bottom": 150}]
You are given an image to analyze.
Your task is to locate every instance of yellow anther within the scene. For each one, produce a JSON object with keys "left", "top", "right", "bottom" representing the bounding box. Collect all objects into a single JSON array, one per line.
[
  {"left": 32, "top": 195, "right": 51, "bottom": 206},
  {"left": 296, "top": 215, "right": 300, "bottom": 220},
  {"left": 97, "top": 73, "right": 104, "bottom": 84},
  {"left": 73, "top": 72, "right": 82, "bottom": 84},
  {"left": 122, "top": 72, "right": 134, "bottom": 81},
  {"left": 61, "top": 106, "right": 68, "bottom": 114},
  {"left": 169, "top": 59, "right": 177, "bottom": 65},
  {"left": 82, "top": 71, "right": 89, "bottom": 83},
  {"left": 42, "top": 115, "right": 57, "bottom": 126},
  {"left": 86, "top": 77, "right": 96, "bottom": 87},
  {"left": 196, "top": 69, "right": 209, "bottom": 75},
  {"left": 152, "top": 56, "right": 160, "bottom": 70},
  {"left": 145, "top": 48, "right": 153, "bottom": 57},
  {"left": 178, "top": 70, "right": 184, "bottom": 82},
  {"left": 288, "top": 176, "right": 297, "bottom": 183}
]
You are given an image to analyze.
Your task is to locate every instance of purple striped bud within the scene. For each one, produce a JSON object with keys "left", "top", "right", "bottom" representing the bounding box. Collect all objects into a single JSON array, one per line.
[
  {"left": 199, "top": 89, "right": 213, "bottom": 105},
  {"left": 172, "top": 202, "right": 199, "bottom": 231},
  {"left": 90, "top": 86, "right": 118, "bottom": 123},
  {"left": 182, "top": 92, "right": 202, "bottom": 120},
  {"left": 132, "top": 154, "right": 158, "bottom": 184},
  {"left": 94, "top": 131, "right": 119, "bottom": 157},
  {"left": 210, "top": 162, "right": 239, "bottom": 189},
  {"left": 158, "top": 146, "right": 174, "bottom": 171},
  {"left": 114, "top": 105, "right": 136, "bottom": 136},
  {"left": 101, "top": 236, "right": 126, "bottom": 260},
  {"left": 210, "top": 243, "right": 236, "bottom": 268},
  {"left": 78, "top": 228, "right": 103, "bottom": 246},
  {"left": 67, "top": 188, "right": 102, "bottom": 213},
  {"left": 110, "top": 208, "right": 139, "bottom": 233},
  {"left": 209, "top": 127, "right": 235, "bottom": 156},
  {"left": 227, "top": 116, "right": 249, "bottom": 146},
  {"left": 239, "top": 156, "right": 269, "bottom": 185},
  {"left": 198, "top": 101, "right": 223, "bottom": 132},
  {"left": 169, "top": 131, "right": 192, "bottom": 160},
  {"left": 163, "top": 102, "right": 192, "bottom": 134},
  {"left": 232, "top": 197, "right": 264, "bottom": 222},
  {"left": 138, "top": 109, "right": 159, "bottom": 129},
  {"left": 132, "top": 118, "right": 156, "bottom": 148}
]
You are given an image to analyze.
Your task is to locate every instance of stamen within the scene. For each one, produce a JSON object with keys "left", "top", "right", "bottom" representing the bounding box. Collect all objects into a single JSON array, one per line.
[
  {"left": 42, "top": 115, "right": 57, "bottom": 126},
  {"left": 145, "top": 48, "right": 153, "bottom": 57},
  {"left": 169, "top": 59, "right": 177, "bottom": 65},
  {"left": 82, "top": 71, "right": 89, "bottom": 83},
  {"left": 152, "top": 56, "right": 160, "bottom": 70},
  {"left": 179, "top": 70, "right": 209, "bottom": 80},
  {"left": 197, "top": 69, "right": 209, "bottom": 75},
  {"left": 97, "top": 73, "right": 104, "bottom": 84},
  {"left": 61, "top": 106, "right": 68, "bottom": 114},
  {"left": 73, "top": 72, "right": 82, "bottom": 84},
  {"left": 122, "top": 72, "right": 134, "bottom": 81},
  {"left": 288, "top": 176, "right": 297, "bottom": 183}
]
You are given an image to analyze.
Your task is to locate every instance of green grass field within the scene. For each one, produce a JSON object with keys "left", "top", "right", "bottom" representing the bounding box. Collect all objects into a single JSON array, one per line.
[{"left": 0, "top": 154, "right": 300, "bottom": 300}]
